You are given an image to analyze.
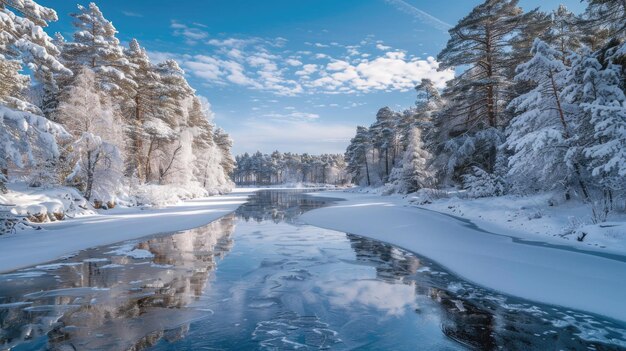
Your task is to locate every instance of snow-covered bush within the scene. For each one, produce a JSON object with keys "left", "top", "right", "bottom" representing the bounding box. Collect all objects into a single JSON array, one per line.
[
  {"left": 57, "top": 68, "right": 125, "bottom": 203},
  {"left": 134, "top": 182, "right": 209, "bottom": 207},
  {"left": 462, "top": 166, "right": 505, "bottom": 198},
  {"left": 0, "top": 105, "right": 70, "bottom": 191},
  {"left": 414, "top": 188, "right": 450, "bottom": 204}
]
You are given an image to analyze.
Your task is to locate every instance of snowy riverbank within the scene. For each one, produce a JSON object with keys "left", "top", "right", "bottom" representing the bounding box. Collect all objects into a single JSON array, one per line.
[
  {"left": 0, "top": 189, "right": 255, "bottom": 273},
  {"left": 300, "top": 190, "right": 626, "bottom": 323}
]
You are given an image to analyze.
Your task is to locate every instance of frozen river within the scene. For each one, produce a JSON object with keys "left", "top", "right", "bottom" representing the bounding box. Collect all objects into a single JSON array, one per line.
[{"left": 0, "top": 190, "right": 625, "bottom": 350}]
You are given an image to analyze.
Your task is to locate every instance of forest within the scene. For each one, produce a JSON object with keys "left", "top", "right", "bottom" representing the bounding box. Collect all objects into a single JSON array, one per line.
[
  {"left": 0, "top": 1, "right": 235, "bottom": 215},
  {"left": 344, "top": 1, "right": 626, "bottom": 211},
  {"left": 233, "top": 152, "right": 348, "bottom": 186}
]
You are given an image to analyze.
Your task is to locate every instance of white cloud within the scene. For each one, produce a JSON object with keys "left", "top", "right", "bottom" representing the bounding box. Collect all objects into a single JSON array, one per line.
[
  {"left": 166, "top": 23, "right": 453, "bottom": 96},
  {"left": 207, "top": 38, "right": 254, "bottom": 48},
  {"left": 263, "top": 111, "right": 319, "bottom": 121},
  {"left": 295, "top": 64, "right": 318, "bottom": 77},
  {"left": 286, "top": 58, "right": 303, "bottom": 66},
  {"left": 122, "top": 10, "right": 143, "bottom": 18},
  {"left": 171, "top": 21, "right": 208, "bottom": 44},
  {"left": 306, "top": 53, "right": 453, "bottom": 93}
]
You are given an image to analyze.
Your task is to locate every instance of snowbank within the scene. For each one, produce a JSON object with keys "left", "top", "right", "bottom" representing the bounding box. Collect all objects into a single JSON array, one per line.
[
  {"left": 413, "top": 191, "right": 626, "bottom": 255},
  {"left": 0, "top": 188, "right": 255, "bottom": 273},
  {"left": 1, "top": 182, "right": 92, "bottom": 224},
  {"left": 300, "top": 190, "right": 626, "bottom": 323}
]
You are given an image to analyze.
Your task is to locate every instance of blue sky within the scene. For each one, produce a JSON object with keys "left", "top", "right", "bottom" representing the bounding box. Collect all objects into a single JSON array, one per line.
[{"left": 40, "top": 0, "right": 585, "bottom": 155}]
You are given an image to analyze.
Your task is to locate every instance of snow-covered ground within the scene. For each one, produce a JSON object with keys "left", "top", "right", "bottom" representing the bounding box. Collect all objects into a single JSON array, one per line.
[
  {"left": 301, "top": 190, "right": 626, "bottom": 323},
  {"left": 414, "top": 192, "right": 626, "bottom": 255},
  {"left": 0, "top": 188, "right": 255, "bottom": 273}
]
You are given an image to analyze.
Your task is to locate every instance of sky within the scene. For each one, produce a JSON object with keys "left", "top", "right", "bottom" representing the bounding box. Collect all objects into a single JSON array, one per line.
[{"left": 39, "top": 0, "right": 586, "bottom": 155}]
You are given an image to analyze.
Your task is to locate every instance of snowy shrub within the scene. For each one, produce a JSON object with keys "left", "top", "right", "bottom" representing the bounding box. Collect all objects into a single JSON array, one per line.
[
  {"left": 134, "top": 182, "right": 210, "bottom": 207},
  {"left": 591, "top": 201, "right": 610, "bottom": 224},
  {"left": 414, "top": 188, "right": 449, "bottom": 204},
  {"left": 462, "top": 166, "right": 505, "bottom": 198}
]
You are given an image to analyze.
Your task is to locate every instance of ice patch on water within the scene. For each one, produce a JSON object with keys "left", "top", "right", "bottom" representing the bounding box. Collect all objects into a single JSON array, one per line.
[
  {"left": 100, "top": 263, "right": 123, "bottom": 269},
  {"left": 34, "top": 262, "right": 83, "bottom": 270},
  {"left": 106, "top": 243, "right": 154, "bottom": 259},
  {"left": 1, "top": 271, "right": 47, "bottom": 279},
  {"left": 0, "top": 301, "right": 33, "bottom": 309},
  {"left": 252, "top": 311, "right": 342, "bottom": 350}
]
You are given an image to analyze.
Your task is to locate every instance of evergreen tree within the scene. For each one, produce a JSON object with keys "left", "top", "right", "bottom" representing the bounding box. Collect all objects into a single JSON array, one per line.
[
  {"left": 56, "top": 68, "right": 124, "bottom": 201},
  {"left": 400, "top": 128, "right": 433, "bottom": 193},
  {"left": 0, "top": 0, "right": 70, "bottom": 110},
  {"left": 583, "top": 63, "right": 626, "bottom": 191},
  {"left": 434, "top": 0, "right": 532, "bottom": 179},
  {"left": 547, "top": 5, "right": 582, "bottom": 64},
  {"left": 505, "top": 39, "right": 589, "bottom": 198},
  {"left": 346, "top": 126, "right": 372, "bottom": 186},
  {"left": 62, "top": 3, "right": 135, "bottom": 95}
]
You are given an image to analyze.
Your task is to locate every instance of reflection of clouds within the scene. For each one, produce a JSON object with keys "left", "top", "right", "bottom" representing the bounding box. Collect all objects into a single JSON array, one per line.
[{"left": 321, "top": 280, "right": 417, "bottom": 316}]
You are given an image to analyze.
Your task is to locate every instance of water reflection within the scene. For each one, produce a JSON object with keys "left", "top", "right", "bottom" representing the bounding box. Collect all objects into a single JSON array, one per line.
[
  {"left": 235, "top": 190, "right": 330, "bottom": 224},
  {"left": 0, "top": 190, "right": 625, "bottom": 351},
  {"left": 0, "top": 216, "right": 235, "bottom": 350}
]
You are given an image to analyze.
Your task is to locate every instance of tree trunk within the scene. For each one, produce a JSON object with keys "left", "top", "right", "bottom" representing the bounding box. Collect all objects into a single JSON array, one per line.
[
  {"left": 549, "top": 70, "right": 590, "bottom": 201},
  {"left": 364, "top": 158, "right": 371, "bottom": 186},
  {"left": 145, "top": 138, "right": 156, "bottom": 183},
  {"left": 133, "top": 94, "right": 144, "bottom": 180}
]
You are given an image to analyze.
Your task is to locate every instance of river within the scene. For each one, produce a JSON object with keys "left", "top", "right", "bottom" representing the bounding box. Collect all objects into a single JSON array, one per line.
[{"left": 0, "top": 190, "right": 625, "bottom": 350}]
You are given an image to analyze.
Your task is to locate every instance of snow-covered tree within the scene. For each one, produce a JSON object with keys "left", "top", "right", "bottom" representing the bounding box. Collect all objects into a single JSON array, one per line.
[
  {"left": 433, "top": 1, "right": 536, "bottom": 181},
  {"left": 582, "top": 0, "right": 626, "bottom": 36},
  {"left": 0, "top": 0, "right": 70, "bottom": 110},
  {"left": 437, "top": 0, "right": 530, "bottom": 130},
  {"left": 462, "top": 166, "right": 505, "bottom": 198},
  {"left": 369, "top": 107, "right": 398, "bottom": 180},
  {"left": 56, "top": 68, "right": 124, "bottom": 202},
  {"left": 124, "top": 38, "right": 158, "bottom": 179},
  {"left": 213, "top": 128, "right": 236, "bottom": 184},
  {"left": 62, "top": 3, "right": 134, "bottom": 95},
  {"left": 346, "top": 126, "right": 372, "bottom": 186},
  {"left": 395, "top": 127, "right": 433, "bottom": 193},
  {"left": 582, "top": 63, "right": 626, "bottom": 191},
  {"left": 548, "top": 5, "right": 582, "bottom": 64},
  {"left": 143, "top": 60, "right": 193, "bottom": 183},
  {"left": 505, "top": 39, "right": 589, "bottom": 198},
  {"left": 0, "top": 105, "right": 69, "bottom": 192}
]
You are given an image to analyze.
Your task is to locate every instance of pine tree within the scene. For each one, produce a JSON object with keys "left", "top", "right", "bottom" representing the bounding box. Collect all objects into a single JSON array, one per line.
[
  {"left": 62, "top": 3, "right": 135, "bottom": 95},
  {"left": 505, "top": 39, "right": 589, "bottom": 198},
  {"left": 582, "top": 0, "right": 626, "bottom": 36},
  {"left": 345, "top": 126, "right": 372, "bottom": 186},
  {"left": 0, "top": 0, "right": 70, "bottom": 110},
  {"left": 369, "top": 107, "right": 397, "bottom": 180},
  {"left": 57, "top": 68, "right": 124, "bottom": 201},
  {"left": 125, "top": 38, "right": 157, "bottom": 180},
  {"left": 547, "top": 5, "right": 582, "bottom": 64},
  {"left": 437, "top": 0, "right": 529, "bottom": 130},
  {"left": 434, "top": 0, "right": 533, "bottom": 180},
  {"left": 583, "top": 63, "right": 626, "bottom": 191},
  {"left": 144, "top": 59, "right": 194, "bottom": 183},
  {"left": 400, "top": 128, "right": 433, "bottom": 193},
  {"left": 213, "top": 128, "right": 235, "bottom": 188}
]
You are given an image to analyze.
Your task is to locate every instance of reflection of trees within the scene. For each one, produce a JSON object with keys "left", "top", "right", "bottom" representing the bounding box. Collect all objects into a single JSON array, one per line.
[
  {"left": 346, "top": 234, "right": 498, "bottom": 350},
  {"left": 345, "top": 234, "right": 619, "bottom": 351},
  {"left": 235, "top": 190, "right": 328, "bottom": 224},
  {"left": 0, "top": 215, "right": 235, "bottom": 351}
]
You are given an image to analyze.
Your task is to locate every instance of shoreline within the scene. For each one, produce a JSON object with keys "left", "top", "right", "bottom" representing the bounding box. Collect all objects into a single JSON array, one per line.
[
  {"left": 0, "top": 189, "right": 258, "bottom": 273},
  {"left": 300, "top": 190, "right": 626, "bottom": 323}
]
